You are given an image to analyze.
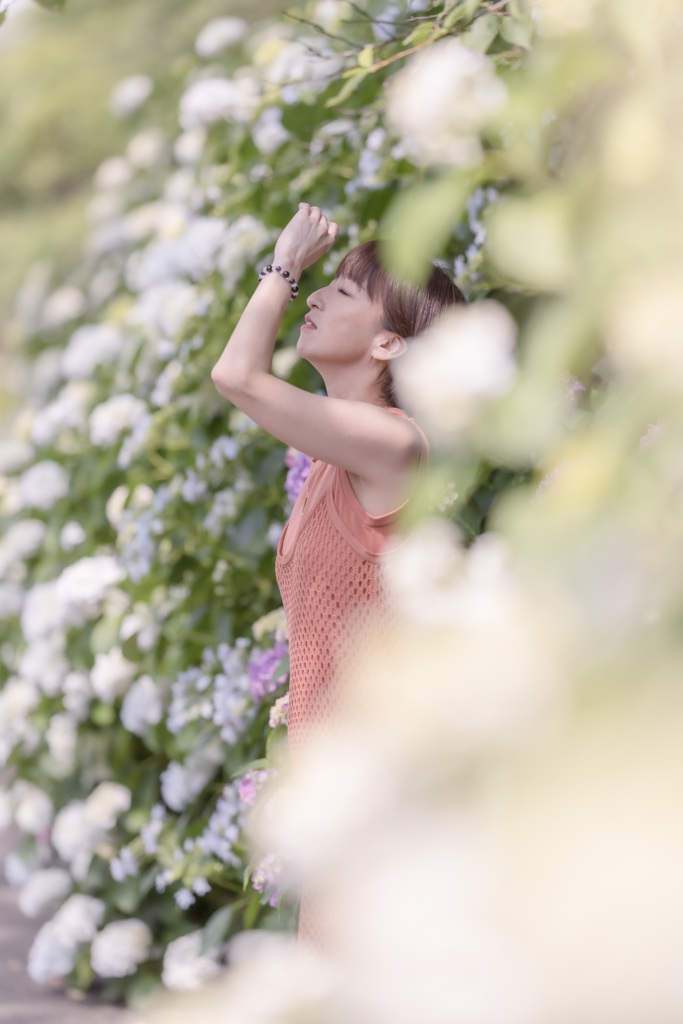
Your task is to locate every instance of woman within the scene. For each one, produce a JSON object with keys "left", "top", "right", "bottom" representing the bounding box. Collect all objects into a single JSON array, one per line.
[{"left": 211, "top": 202, "right": 465, "bottom": 946}]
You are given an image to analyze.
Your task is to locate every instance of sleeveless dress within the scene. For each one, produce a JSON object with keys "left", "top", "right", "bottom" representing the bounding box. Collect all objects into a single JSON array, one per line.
[{"left": 275, "top": 407, "right": 429, "bottom": 949}]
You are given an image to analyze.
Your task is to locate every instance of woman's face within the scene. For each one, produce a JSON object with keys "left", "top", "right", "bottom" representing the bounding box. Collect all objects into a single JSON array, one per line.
[{"left": 296, "top": 275, "right": 391, "bottom": 371}]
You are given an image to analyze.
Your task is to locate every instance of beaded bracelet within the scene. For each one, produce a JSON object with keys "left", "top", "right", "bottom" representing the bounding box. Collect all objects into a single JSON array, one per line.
[{"left": 257, "top": 264, "right": 299, "bottom": 301}]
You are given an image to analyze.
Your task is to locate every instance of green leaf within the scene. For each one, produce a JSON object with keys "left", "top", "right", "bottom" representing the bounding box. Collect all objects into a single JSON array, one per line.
[
  {"left": 357, "top": 45, "right": 374, "bottom": 69},
  {"left": 461, "top": 12, "right": 499, "bottom": 52},
  {"left": 90, "top": 614, "right": 122, "bottom": 655},
  {"left": 232, "top": 757, "right": 269, "bottom": 777},
  {"left": 443, "top": 0, "right": 479, "bottom": 27},
  {"left": 325, "top": 68, "right": 368, "bottom": 109},
  {"left": 381, "top": 173, "right": 475, "bottom": 284},
  {"left": 0, "top": 11, "right": 6, "bottom": 26},
  {"left": 201, "top": 904, "right": 234, "bottom": 955},
  {"left": 90, "top": 702, "right": 116, "bottom": 726},
  {"left": 33, "top": 0, "right": 67, "bottom": 10},
  {"left": 499, "top": 15, "right": 533, "bottom": 49},
  {"left": 124, "top": 968, "right": 163, "bottom": 1010},
  {"left": 404, "top": 22, "right": 441, "bottom": 47},
  {"left": 243, "top": 892, "right": 262, "bottom": 929}
]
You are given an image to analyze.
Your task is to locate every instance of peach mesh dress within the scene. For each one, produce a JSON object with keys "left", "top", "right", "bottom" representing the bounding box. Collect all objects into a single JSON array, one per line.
[{"left": 275, "top": 408, "right": 429, "bottom": 949}]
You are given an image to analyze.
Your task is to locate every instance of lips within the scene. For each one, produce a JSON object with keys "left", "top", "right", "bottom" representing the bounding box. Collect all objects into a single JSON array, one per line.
[{"left": 302, "top": 314, "right": 317, "bottom": 330}]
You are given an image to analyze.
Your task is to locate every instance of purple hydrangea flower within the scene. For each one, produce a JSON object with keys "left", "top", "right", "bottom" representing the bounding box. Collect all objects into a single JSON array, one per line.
[
  {"left": 237, "top": 768, "right": 272, "bottom": 808},
  {"left": 284, "top": 448, "right": 311, "bottom": 505},
  {"left": 247, "top": 641, "right": 289, "bottom": 701},
  {"left": 251, "top": 852, "right": 283, "bottom": 908}
]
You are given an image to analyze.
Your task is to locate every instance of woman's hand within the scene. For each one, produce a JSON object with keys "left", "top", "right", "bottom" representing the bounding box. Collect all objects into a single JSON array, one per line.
[{"left": 272, "top": 202, "right": 339, "bottom": 279}]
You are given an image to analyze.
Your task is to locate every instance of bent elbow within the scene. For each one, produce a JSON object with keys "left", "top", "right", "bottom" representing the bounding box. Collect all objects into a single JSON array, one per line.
[
  {"left": 210, "top": 365, "right": 228, "bottom": 396},
  {"left": 211, "top": 365, "right": 242, "bottom": 401}
]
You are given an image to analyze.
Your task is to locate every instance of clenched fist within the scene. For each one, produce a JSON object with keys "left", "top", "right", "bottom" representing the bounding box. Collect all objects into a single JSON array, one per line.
[{"left": 272, "top": 203, "right": 339, "bottom": 279}]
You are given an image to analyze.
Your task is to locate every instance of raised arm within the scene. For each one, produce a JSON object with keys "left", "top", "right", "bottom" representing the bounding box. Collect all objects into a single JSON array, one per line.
[{"left": 210, "top": 204, "right": 421, "bottom": 492}]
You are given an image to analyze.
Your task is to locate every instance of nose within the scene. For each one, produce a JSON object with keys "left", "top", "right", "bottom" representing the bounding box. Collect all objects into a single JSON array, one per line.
[{"left": 307, "top": 286, "right": 325, "bottom": 310}]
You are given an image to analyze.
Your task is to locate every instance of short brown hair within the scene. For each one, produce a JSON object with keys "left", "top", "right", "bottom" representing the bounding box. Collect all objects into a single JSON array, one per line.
[{"left": 335, "top": 240, "right": 467, "bottom": 406}]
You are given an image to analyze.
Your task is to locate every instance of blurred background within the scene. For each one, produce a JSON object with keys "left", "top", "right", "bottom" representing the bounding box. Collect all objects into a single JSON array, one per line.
[{"left": 1, "top": 0, "right": 683, "bottom": 1022}]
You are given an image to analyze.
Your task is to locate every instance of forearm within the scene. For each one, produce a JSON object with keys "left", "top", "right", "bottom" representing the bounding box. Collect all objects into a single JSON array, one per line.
[{"left": 210, "top": 268, "right": 300, "bottom": 399}]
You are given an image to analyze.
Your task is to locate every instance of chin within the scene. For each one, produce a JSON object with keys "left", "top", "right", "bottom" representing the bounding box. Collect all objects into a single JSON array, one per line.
[{"left": 296, "top": 333, "right": 317, "bottom": 366}]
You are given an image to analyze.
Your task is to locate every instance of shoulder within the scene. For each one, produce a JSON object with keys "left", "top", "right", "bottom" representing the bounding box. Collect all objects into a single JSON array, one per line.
[{"left": 386, "top": 407, "right": 430, "bottom": 461}]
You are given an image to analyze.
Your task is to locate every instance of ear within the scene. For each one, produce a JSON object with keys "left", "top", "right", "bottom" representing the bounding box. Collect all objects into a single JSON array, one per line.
[{"left": 372, "top": 333, "right": 407, "bottom": 363}]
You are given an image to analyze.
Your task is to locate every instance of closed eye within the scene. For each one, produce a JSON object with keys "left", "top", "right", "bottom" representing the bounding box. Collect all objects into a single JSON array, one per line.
[{"left": 338, "top": 287, "right": 350, "bottom": 296}]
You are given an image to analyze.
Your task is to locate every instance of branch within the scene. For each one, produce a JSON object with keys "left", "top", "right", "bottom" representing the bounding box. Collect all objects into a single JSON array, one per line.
[{"left": 282, "top": 9, "right": 359, "bottom": 48}]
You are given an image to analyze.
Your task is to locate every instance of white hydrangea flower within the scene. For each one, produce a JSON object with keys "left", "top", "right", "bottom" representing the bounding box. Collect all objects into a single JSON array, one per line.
[
  {"left": 61, "top": 322, "right": 126, "bottom": 380},
  {"left": 0, "top": 518, "right": 45, "bottom": 578},
  {"left": 18, "top": 635, "right": 69, "bottom": 695},
  {"left": 0, "top": 677, "right": 41, "bottom": 765},
  {"left": 394, "top": 300, "right": 517, "bottom": 439},
  {"left": 178, "top": 74, "right": 260, "bottom": 130},
  {"left": 51, "top": 801, "right": 100, "bottom": 878},
  {"left": 91, "top": 647, "right": 138, "bottom": 702},
  {"left": 161, "top": 930, "right": 224, "bottom": 990},
  {"left": 5, "top": 851, "right": 35, "bottom": 887},
  {"left": 173, "top": 127, "right": 207, "bottom": 165},
  {"left": 86, "top": 781, "right": 132, "bottom": 830},
  {"left": 12, "top": 780, "right": 54, "bottom": 835},
  {"left": 110, "top": 74, "right": 154, "bottom": 118},
  {"left": 126, "top": 126, "right": 167, "bottom": 168},
  {"left": 60, "top": 521, "right": 86, "bottom": 551},
  {"left": 18, "top": 867, "right": 72, "bottom": 918},
  {"left": 62, "top": 670, "right": 93, "bottom": 720},
  {"left": 89, "top": 394, "right": 148, "bottom": 447},
  {"left": 105, "top": 484, "right": 129, "bottom": 530},
  {"left": 110, "top": 845, "right": 139, "bottom": 883},
  {"left": 386, "top": 38, "right": 507, "bottom": 167},
  {"left": 265, "top": 37, "right": 344, "bottom": 95},
  {"left": 19, "top": 460, "right": 69, "bottom": 510},
  {"left": 46, "top": 713, "right": 77, "bottom": 766},
  {"left": 20, "top": 579, "right": 65, "bottom": 642},
  {"left": 93, "top": 155, "right": 132, "bottom": 191},
  {"left": 160, "top": 741, "right": 224, "bottom": 812},
  {"left": 217, "top": 214, "right": 273, "bottom": 291},
  {"left": 0, "top": 439, "right": 34, "bottom": 474},
  {"left": 126, "top": 280, "right": 199, "bottom": 338},
  {"left": 56, "top": 554, "right": 126, "bottom": 624},
  {"left": 127, "top": 216, "right": 229, "bottom": 291},
  {"left": 120, "top": 674, "right": 164, "bottom": 736},
  {"left": 41, "top": 285, "right": 86, "bottom": 329},
  {"left": 0, "top": 581, "right": 23, "bottom": 620},
  {"left": 122, "top": 199, "right": 187, "bottom": 243},
  {"left": 27, "top": 894, "right": 105, "bottom": 983},
  {"left": 91, "top": 919, "right": 152, "bottom": 977},
  {"left": 120, "top": 603, "right": 160, "bottom": 651},
  {"left": 195, "top": 16, "right": 249, "bottom": 57},
  {"left": 30, "top": 381, "right": 96, "bottom": 447},
  {"left": 252, "top": 107, "right": 291, "bottom": 155}
]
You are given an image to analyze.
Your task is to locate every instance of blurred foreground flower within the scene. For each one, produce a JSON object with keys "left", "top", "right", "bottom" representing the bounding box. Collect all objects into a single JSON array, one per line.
[
  {"left": 386, "top": 38, "right": 507, "bottom": 168},
  {"left": 395, "top": 301, "right": 517, "bottom": 441}
]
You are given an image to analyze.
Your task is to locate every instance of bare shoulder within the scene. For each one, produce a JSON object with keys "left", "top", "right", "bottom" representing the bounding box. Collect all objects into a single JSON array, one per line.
[{"left": 346, "top": 408, "right": 425, "bottom": 516}]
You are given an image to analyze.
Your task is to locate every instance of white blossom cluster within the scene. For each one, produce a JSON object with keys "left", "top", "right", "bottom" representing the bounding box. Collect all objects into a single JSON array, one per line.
[
  {"left": 394, "top": 300, "right": 518, "bottom": 440},
  {"left": 50, "top": 781, "right": 132, "bottom": 881},
  {"left": 160, "top": 739, "right": 225, "bottom": 813},
  {"left": 386, "top": 38, "right": 507, "bottom": 168},
  {"left": 161, "top": 929, "right": 224, "bottom": 990},
  {"left": 196, "top": 781, "right": 244, "bottom": 868},
  {"left": 165, "top": 641, "right": 256, "bottom": 749}
]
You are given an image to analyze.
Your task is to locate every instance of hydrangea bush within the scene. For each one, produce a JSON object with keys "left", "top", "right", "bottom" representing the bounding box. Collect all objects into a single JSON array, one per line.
[{"left": 0, "top": 0, "right": 543, "bottom": 1006}]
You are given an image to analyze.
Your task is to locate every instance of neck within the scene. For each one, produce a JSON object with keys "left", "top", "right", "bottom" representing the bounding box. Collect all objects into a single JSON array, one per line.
[{"left": 318, "top": 365, "right": 385, "bottom": 406}]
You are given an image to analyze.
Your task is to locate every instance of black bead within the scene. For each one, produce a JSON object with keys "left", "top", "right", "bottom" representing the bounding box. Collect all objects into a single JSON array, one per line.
[{"left": 282, "top": 270, "right": 289, "bottom": 278}]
